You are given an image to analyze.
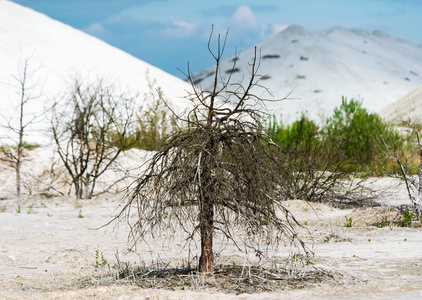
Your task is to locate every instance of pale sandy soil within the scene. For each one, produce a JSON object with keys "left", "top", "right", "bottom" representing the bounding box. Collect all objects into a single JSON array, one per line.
[{"left": 1, "top": 182, "right": 421, "bottom": 299}]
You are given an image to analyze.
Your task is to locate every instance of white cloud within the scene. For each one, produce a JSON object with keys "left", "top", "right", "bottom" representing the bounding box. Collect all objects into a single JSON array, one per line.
[
  {"left": 163, "top": 21, "right": 198, "bottom": 38},
  {"left": 231, "top": 6, "right": 258, "bottom": 29},
  {"left": 83, "top": 23, "right": 106, "bottom": 36}
]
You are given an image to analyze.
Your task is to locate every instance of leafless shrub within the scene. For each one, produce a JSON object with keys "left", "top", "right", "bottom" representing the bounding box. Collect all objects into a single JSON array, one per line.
[
  {"left": 50, "top": 78, "right": 136, "bottom": 199},
  {"left": 382, "top": 117, "right": 422, "bottom": 219},
  {"left": 112, "top": 29, "right": 310, "bottom": 274},
  {"left": 0, "top": 56, "right": 42, "bottom": 198}
]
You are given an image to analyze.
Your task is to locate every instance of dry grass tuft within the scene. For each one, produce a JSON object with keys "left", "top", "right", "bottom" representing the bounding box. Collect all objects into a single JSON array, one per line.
[{"left": 81, "top": 256, "right": 342, "bottom": 294}]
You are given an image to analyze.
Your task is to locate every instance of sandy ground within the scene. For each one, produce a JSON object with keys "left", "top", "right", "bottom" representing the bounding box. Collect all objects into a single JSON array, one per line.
[{"left": 1, "top": 181, "right": 421, "bottom": 300}]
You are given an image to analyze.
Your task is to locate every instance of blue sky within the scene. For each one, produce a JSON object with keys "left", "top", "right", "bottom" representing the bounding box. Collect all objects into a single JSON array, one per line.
[{"left": 11, "top": 0, "right": 422, "bottom": 79}]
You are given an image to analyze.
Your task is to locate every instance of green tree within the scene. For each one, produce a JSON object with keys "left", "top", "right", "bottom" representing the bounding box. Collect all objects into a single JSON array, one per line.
[{"left": 324, "top": 97, "right": 394, "bottom": 172}]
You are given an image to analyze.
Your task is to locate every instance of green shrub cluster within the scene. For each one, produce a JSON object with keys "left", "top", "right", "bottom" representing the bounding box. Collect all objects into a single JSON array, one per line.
[
  {"left": 268, "top": 114, "right": 319, "bottom": 151},
  {"left": 323, "top": 97, "right": 399, "bottom": 172},
  {"left": 267, "top": 97, "right": 405, "bottom": 175},
  {"left": 266, "top": 112, "right": 345, "bottom": 201}
]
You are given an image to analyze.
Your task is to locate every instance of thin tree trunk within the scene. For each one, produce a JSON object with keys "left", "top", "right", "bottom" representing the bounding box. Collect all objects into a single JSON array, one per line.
[
  {"left": 198, "top": 139, "right": 216, "bottom": 273},
  {"left": 16, "top": 116, "right": 23, "bottom": 198},
  {"left": 16, "top": 136, "right": 23, "bottom": 199},
  {"left": 16, "top": 65, "right": 26, "bottom": 199},
  {"left": 16, "top": 158, "right": 21, "bottom": 198},
  {"left": 416, "top": 153, "right": 422, "bottom": 219},
  {"left": 199, "top": 192, "right": 214, "bottom": 273},
  {"left": 74, "top": 181, "right": 82, "bottom": 200}
]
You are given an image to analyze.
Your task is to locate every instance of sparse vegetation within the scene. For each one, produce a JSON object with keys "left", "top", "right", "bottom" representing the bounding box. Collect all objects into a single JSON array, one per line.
[
  {"left": 344, "top": 216, "right": 353, "bottom": 227},
  {"left": 383, "top": 117, "right": 422, "bottom": 219},
  {"left": 398, "top": 210, "right": 413, "bottom": 227},
  {"left": 377, "top": 216, "right": 390, "bottom": 228},
  {"left": 0, "top": 12, "right": 422, "bottom": 298},
  {"left": 323, "top": 233, "right": 351, "bottom": 243},
  {"left": 118, "top": 75, "right": 176, "bottom": 151},
  {"left": 95, "top": 250, "right": 107, "bottom": 267},
  {"left": 100, "top": 257, "right": 334, "bottom": 293}
]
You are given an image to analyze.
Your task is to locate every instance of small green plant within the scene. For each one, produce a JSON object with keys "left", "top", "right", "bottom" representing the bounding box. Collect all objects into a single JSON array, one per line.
[
  {"left": 345, "top": 216, "right": 353, "bottom": 227},
  {"left": 21, "top": 141, "right": 40, "bottom": 150},
  {"left": 398, "top": 210, "right": 412, "bottom": 227},
  {"left": 159, "top": 212, "right": 168, "bottom": 220},
  {"left": 404, "top": 238, "right": 407, "bottom": 242},
  {"left": 232, "top": 261, "right": 236, "bottom": 267},
  {"left": 377, "top": 216, "right": 389, "bottom": 228},
  {"left": 261, "top": 216, "right": 270, "bottom": 225},
  {"left": 305, "top": 257, "right": 312, "bottom": 265},
  {"left": 368, "top": 239, "right": 371, "bottom": 242},
  {"left": 78, "top": 210, "right": 84, "bottom": 218},
  {"left": 95, "top": 250, "right": 107, "bottom": 267},
  {"left": 27, "top": 206, "right": 33, "bottom": 214},
  {"left": 1, "top": 208, "right": 5, "bottom": 213},
  {"left": 16, "top": 205, "right": 21, "bottom": 214},
  {"left": 304, "top": 221, "right": 308, "bottom": 226}
]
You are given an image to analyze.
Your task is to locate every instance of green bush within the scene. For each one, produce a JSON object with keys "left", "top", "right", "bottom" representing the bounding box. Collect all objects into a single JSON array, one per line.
[
  {"left": 323, "top": 97, "right": 397, "bottom": 173},
  {"left": 267, "top": 114, "right": 319, "bottom": 151},
  {"left": 264, "top": 97, "right": 406, "bottom": 202},
  {"left": 266, "top": 114, "right": 347, "bottom": 201}
]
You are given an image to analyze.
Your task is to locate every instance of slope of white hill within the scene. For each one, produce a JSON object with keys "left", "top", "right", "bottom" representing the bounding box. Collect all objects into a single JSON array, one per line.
[
  {"left": 379, "top": 84, "right": 422, "bottom": 122},
  {"left": 193, "top": 25, "right": 422, "bottom": 122},
  {"left": 0, "top": 0, "right": 192, "bottom": 143}
]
